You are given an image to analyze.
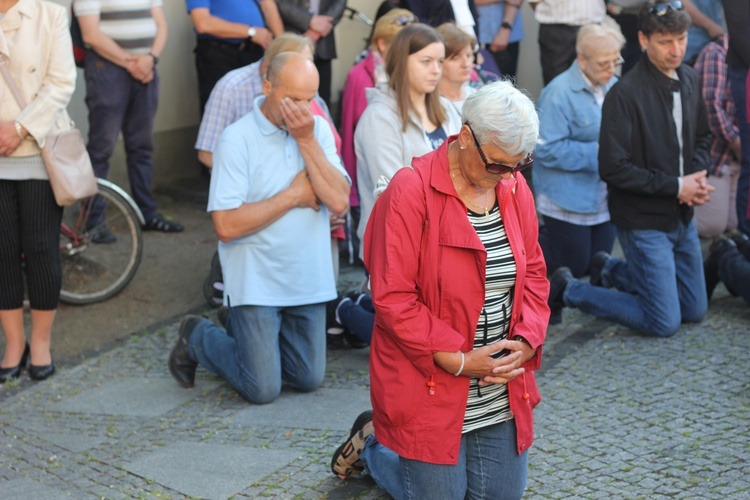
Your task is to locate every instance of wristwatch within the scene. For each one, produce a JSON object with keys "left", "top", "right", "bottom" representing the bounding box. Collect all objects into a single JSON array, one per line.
[
  {"left": 247, "top": 26, "right": 257, "bottom": 39},
  {"left": 148, "top": 52, "right": 159, "bottom": 66},
  {"left": 501, "top": 21, "right": 513, "bottom": 30}
]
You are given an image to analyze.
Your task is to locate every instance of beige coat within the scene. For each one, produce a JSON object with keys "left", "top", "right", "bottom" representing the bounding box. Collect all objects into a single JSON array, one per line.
[{"left": 0, "top": 0, "right": 76, "bottom": 158}]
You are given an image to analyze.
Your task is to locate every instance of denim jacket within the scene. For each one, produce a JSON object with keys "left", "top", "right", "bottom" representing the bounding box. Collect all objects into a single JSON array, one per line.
[{"left": 533, "top": 61, "right": 616, "bottom": 213}]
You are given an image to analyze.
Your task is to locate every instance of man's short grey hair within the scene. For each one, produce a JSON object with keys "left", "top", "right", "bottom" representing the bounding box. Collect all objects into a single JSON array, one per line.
[{"left": 461, "top": 80, "right": 539, "bottom": 156}]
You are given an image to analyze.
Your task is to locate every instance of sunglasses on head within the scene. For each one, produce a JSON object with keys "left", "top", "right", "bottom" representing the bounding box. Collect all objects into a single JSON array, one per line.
[
  {"left": 394, "top": 15, "right": 417, "bottom": 27},
  {"left": 648, "top": 0, "right": 683, "bottom": 16},
  {"left": 466, "top": 124, "right": 534, "bottom": 175}
]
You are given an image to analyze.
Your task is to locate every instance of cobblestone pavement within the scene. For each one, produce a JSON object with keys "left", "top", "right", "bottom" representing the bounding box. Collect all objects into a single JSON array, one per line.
[{"left": 1, "top": 263, "right": 748, "bottom": 499}]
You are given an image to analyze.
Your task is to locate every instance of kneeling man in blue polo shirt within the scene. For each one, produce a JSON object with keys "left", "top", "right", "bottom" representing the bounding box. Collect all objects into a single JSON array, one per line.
[{"left": 168, "top": 52, "right": 350, "bottom": 403}]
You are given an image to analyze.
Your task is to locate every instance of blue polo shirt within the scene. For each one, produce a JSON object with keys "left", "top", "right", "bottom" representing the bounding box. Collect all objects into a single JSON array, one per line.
[
  {"left": 208, "top": 96, "right": 349, "bottom": 307},
  {"left": 185, "top": 0, "right": 265, "bottom": 42}
]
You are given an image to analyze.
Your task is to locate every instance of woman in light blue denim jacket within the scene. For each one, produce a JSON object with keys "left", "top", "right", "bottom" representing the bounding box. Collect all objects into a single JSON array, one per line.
[{"left": 533, "top": 23, "right": 625, "bottom": 296}]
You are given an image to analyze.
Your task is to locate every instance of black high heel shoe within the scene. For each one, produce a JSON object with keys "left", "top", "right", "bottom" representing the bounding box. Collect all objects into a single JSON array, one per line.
[
  {"left": 0, "top": 343, "right": 30, "bottom": 383},
  {"left": 29, "top": 358, "right": 56, "bottom": 381}
]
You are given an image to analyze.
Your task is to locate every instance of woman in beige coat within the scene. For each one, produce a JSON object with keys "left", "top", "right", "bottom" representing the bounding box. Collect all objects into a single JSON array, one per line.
[{"left": 0, "top": 0, "right": 76, "bottom": 382}]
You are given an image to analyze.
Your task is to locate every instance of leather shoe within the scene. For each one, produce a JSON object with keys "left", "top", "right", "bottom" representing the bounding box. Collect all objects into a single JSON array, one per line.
[
  {"left": 169, "top": 315, "right": 201, "bottom": 388},
  {"left": 0, "top": 343, "right": 29, "bottom": 383},
  {"left": 704, "top": 237, "right": 736, "bottom": 300},
  {"left": 29, "top": 362, "right": 56, "bottom": 381},
  {"left": 548, "top": 267, "right": 573, "bottom": 324},
  {"left": 588, "top": 251, "right": 610, "bottom": 287},
  {"left": 728, "top": 231, "right": 750, "bottom": 258}
]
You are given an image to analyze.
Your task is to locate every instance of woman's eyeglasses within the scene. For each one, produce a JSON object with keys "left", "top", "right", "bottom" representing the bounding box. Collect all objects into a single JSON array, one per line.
[
  {"left": 593, "top": 55, "right": 625, "bottom": 71},
  {"left": 394, "top": 16, "right": 417, "bottom": 27},
  {"left": 648, "top": 0, "right": 683, "bottom": 16},
  {"left": 466, "top": 124, "right": 534, "bottom": 175}
]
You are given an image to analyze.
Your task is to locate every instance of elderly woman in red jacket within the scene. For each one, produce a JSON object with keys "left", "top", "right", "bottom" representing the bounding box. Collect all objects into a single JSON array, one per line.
[{"left": 330, "top": 81, "right": 549, "bottom": 499}]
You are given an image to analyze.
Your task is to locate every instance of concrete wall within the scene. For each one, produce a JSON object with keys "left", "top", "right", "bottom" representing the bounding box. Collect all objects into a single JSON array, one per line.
[{"left": 57, "top": 0, "right": 544, "bottom": 190}]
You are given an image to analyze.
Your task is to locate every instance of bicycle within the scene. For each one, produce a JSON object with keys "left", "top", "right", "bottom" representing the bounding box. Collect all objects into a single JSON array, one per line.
[{"left": 59, "top": 178, "right": 144, "bottom": 305}]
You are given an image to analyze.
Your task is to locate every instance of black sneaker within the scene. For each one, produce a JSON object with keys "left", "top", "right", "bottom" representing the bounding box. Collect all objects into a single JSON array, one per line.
[
  {"left": 143, "top": 213, "right": 184, "bottom": 233},
  {"left": 548, "top": 267, "right": 573, "bottom": 325},
  {"left": 217, "top": 306, "right": 229, "bottom": 329},
  {"left": 89, "top": 227, "right": 117, "bottom": 244},
  {"left": 203, "top": 251, "right": 223, "bottom": 308},
  {"left": 704, "top": 237, "right": 736, "bottom": 300},
  {"left": 588, "top": 251, "right": 610, "bottom": 287},
  {"left": 168, "top": 315, "right": 201, "bottom": 388},
  {"left": 728, "top": 231, "right": 750, "bottom": 258},
  {"left": 326, "top": 295, "right": 349, "bottom": 350}
]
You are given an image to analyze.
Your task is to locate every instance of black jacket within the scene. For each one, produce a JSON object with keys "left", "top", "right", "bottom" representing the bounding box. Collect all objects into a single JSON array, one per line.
[
  {"left": 401, "top": 0, "right": 478, "bottom": 33},
  {"left": 275, "top": 0, "right": 346, "bottom": 60},
  {"left": 598, "top": 56, "right": 711, "bottom": 231}
]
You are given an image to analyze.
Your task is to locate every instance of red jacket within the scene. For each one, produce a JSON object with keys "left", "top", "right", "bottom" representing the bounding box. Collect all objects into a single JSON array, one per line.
[{"left": 364, "top": 137, "right": 549, "bottom": 464}]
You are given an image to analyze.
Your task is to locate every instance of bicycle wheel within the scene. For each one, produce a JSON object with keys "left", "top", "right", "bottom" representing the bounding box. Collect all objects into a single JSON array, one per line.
[{"left": 60, "top": 182, "right": 143, "bottom": 305}]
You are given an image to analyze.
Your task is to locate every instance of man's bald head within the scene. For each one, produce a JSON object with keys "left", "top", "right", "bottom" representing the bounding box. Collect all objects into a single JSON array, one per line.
[
  {"left": 261, "top": 52, "right": 320, "bottom": 130},
  {"left": 265, "top": 52, "right": 319, "bottom": 89}
]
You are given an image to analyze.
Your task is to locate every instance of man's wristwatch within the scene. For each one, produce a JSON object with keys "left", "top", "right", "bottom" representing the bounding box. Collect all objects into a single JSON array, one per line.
[
  {"left": 247, "top": 26, "right": 257, "bottom": 39},
  {"left": 149, "top": 52, "right": 159, "bottom": 66},
  {"left": 501, "top": 21, "right": 513, "bottom": 30}
]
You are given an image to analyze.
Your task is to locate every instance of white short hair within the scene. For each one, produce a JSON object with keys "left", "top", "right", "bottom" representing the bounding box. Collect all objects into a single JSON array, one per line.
[
  {"left": 461, "top": 80, "right": 539, "bottom": 156},
  {"left": 576, "top": 22, "right": 626, "bottom": 57}
]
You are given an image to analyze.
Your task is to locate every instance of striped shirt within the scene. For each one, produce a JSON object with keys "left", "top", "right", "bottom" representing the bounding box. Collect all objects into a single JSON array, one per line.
[
  {"left": 534, "top": 0, "right": 606, "bottom": 26},
  {"left": 462, "top": 203, "right": 517, "bottom": 434},
  {"left": 73, "top": 0, "right": 162, "bottom": 54}
]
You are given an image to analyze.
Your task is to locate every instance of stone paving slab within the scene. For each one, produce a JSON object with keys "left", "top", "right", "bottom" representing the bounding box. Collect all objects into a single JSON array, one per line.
[
  {"left": 54, "top": 377, "right": 225, "bottom": 417},
  {"left": 2, "top": 477, "right": 72, "bottom": 499},
  {"left": 122, "top": 441, "right": 301, "bottom": 499},
  {"left": 232, "top": 387, "right": 372, "bottom": 431}
]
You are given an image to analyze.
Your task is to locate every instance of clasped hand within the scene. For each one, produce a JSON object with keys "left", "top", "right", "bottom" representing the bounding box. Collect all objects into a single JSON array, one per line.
[
  {"left": 463, "top": 339, "right": 533, "bottom": 387},
  {"left": 678, "top": 170, "right": 715, "bottom": 207},
  {"left": 125, "top": 55, "right": 154, "bottom": 84}
]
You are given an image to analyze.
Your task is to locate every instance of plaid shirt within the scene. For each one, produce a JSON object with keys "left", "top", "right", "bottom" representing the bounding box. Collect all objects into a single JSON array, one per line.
[
  {"left": 694, "top": 38, "right": 739, "bottom": 177},
  {"left": 195, "top": 59, "right": 264, "bottom": 153}
]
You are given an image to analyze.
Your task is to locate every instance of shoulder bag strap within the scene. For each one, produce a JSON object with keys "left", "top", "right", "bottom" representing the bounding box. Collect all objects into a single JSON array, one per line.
[{"left": 0, "top": 54, "right": 29, "bottom": 109}]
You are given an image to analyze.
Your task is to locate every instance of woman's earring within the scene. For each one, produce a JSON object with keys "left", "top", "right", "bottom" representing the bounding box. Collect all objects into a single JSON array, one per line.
[{"left": 460, "top": 146, "right": 466, "bottom": 150}]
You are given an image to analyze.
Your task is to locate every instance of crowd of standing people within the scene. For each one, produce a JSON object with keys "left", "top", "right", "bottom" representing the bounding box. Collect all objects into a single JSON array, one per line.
[{"left": 2, "top": 0, "right": 749, "bottom": 498}]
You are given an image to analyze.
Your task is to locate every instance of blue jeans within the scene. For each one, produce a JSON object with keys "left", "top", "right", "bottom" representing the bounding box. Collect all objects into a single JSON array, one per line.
[
  {"left": 719, "top": 248, "right": 750, "bottom": 306},
  {"left": 188, "top": 304, "right": 326, "bottom": 404},
  {"left": 84, "top": 50, "right": 159, "bottom": 221},
  {"left": 564, "top": 221, "right": 707, "bottom": 337},
  {"left": 541, "top": 217, "right": 617, "bottom": 277},
  {"left": 729, "top": 65, "right": 750, "bottom": 235},
  {"left": 361, "top": 420, "right": 527, "bottom": 500},
  {"left": 338, "top": 294, "right": 374, "bottom": 344}
]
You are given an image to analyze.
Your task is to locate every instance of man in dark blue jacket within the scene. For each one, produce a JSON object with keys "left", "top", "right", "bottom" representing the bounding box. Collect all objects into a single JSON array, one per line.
[{"left": 548, "top": 0, "right": 713, "bottom": 337}]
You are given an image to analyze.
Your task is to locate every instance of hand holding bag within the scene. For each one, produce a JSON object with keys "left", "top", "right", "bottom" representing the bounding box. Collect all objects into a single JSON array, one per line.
[{"left": 0, "top": 55, "right": 97, "bottom": 206}]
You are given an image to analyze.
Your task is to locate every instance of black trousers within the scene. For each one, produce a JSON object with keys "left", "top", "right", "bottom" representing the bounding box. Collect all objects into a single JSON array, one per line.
[
  {"left": 314, "top": 57, "right": 333, "bottom": 107},
  {"left": 0, "top": 179, "right": 63, "bottom": 310},
  {"left": 486, "top": 41, "right": 520, "bottom": 81},
  {"left": 194, "top": 38, "right": 264, "bottom": 115},
  {"left": 538, "top": 24, "right": 580, "bottom": 85}
]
